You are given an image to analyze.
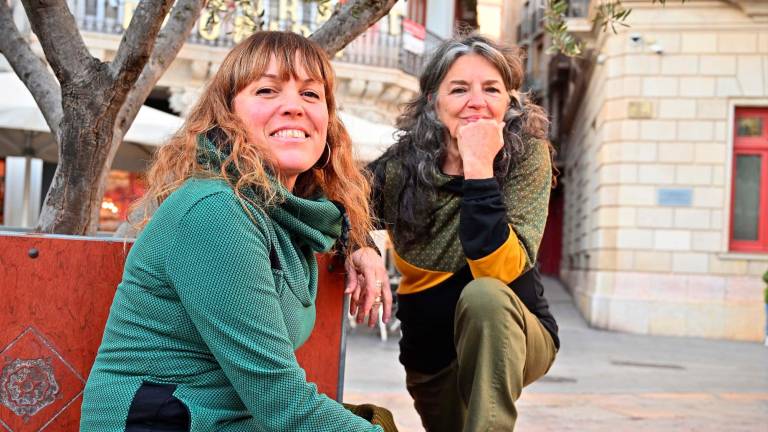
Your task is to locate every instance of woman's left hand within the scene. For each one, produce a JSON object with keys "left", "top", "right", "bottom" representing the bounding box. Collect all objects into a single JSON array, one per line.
[{"left": 345, "top": 247, "right": 392, "bottom": 327}]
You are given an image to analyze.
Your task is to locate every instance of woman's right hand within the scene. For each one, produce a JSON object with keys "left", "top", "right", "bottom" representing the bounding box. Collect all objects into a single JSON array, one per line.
[
  {"left": 345, "top": 247, "right": 392, "bottom": 327},
  {"left": 456, "top": 119, "right": 505, "bottom": 179}
]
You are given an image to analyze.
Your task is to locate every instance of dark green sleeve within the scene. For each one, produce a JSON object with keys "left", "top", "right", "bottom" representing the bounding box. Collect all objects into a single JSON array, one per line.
[
  {"left": 166, "top": 192, "right": 381, "bottom": 432},
  {"left": 365, "top": 157, "right": 388, "bottom": 230},
  {"left": 502, "top": 138, "right": 553, "bottom": 268}
]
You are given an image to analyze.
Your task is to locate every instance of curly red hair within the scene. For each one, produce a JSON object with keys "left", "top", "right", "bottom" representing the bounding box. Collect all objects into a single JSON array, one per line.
[{"left": 136, "top": 31, "right": 372, "bottom": 251}]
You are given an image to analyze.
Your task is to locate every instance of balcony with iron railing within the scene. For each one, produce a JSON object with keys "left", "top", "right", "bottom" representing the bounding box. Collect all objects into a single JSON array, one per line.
[
  {"left": 518, "top": 0, "right": 592, "bottom": 43},
  {"left": 518, "top": 2, "right": 543, "bottom": 43},
  {"left": 566, "top": 0, "right": 591, "bottom": 18},
  {"left": 66, "top": 0, "right": 442, "bottom": 77}
]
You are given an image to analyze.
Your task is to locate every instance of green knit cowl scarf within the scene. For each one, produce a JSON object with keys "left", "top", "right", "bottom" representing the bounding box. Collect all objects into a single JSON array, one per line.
[{"left": 196, "top": 130, "right": 343, "bottom": 305}]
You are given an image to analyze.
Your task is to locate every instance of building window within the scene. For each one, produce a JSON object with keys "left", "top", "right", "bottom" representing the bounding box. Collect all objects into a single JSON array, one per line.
[
  {"left": 454, "top": 0, "right": 478, "bottom": 30},
  {"left": 730, "top": 107, "right": 768, "bottom": 253},
  {"left": 408, "top": 0, "right": 426, "bottom": 25},
  {"left": 99, "top": 170, "right": 147, "bottom": 232}
]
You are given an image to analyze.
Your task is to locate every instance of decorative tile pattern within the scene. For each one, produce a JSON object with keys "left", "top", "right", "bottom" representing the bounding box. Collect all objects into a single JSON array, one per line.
[
  {"left": 0, "top": 327, "right": 84, "bottom": 432},
  {"left": 1, "top": 358, "right": 60, "bottom": 418}
]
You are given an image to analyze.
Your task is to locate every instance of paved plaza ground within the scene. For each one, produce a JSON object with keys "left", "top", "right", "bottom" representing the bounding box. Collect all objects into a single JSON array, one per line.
[{"left": 343, "top": 277, "right": 768, "bottom": 431}]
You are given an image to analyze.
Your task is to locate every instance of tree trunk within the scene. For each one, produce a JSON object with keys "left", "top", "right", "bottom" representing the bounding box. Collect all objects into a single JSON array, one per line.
[
  {"left": 38, "top": 140, "right": 112, "bottom": 234},
  {"left": 37, "top": 78, "right": 121, "bottom": 234},
  {"left": 25, "top": 0, "right": 203, "bottom": 234},
  {"left": 2, "top": 0, "right": 397, "bottom": 235}
]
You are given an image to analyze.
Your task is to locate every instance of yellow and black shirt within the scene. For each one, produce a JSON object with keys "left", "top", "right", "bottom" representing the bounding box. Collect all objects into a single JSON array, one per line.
[{"left": 369, "top": 139, "right": 559, "bottom": 374}]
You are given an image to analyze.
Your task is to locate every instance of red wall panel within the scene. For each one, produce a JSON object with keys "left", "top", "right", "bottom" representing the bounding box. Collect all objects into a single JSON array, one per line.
[{"left": 0, "top": 233, "right": 345, "bottom": 431}]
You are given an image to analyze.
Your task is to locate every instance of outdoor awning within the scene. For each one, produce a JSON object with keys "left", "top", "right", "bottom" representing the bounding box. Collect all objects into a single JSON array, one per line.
[
  {"left": 0, "top": 72, "right": 183, "bottom": 172},
  {"left": 339, "top": 111, "right": 398, "bottom": 162},
  {"left": 0, "top": 71, "right": 398, "bottom": 169}
]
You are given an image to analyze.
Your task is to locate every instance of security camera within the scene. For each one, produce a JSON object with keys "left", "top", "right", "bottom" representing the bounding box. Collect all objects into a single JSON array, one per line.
[
  {"left": 596, "top": 53, "right": 607, "bottom": 64},
  {"left": 649, "top": 43, "right": 664, "bottom": 55},
  {"left": 629, "top": 33, "right": 642, "bottom": 44}
]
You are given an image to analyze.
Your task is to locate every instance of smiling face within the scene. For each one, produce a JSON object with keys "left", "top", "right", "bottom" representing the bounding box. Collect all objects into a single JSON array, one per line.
[
  {"left": 232, "top": 55, "right": 329, "bottom": 190},
  {"left": 435, "top": 53, "right": 511, "bottom": 142}
]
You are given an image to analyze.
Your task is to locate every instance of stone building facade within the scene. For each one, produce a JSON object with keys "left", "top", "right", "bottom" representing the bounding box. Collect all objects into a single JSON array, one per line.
[{"left": 514, "top": 0, "right": 768, "bottom": 341}]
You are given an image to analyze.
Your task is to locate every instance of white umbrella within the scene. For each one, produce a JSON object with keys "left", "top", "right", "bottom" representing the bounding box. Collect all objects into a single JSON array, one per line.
[
  {"left": 338, "top": 111, "right": 398, "bottom": 162},
  {"left": 0, "top": 72, "right": 183, "bottom": 171},
  {"left": 0, "top": 71, "right": 401, "bottom": 167}
]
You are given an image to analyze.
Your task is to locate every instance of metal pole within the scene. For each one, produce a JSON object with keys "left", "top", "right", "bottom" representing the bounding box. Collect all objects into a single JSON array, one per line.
[{"left": 20, "top": 133, "right": 34, "bottom": 227}]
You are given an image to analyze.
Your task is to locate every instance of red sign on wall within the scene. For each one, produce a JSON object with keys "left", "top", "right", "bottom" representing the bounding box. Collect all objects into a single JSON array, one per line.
[{"left": 402, "top": 18, "right": 426, "bottom": 55}]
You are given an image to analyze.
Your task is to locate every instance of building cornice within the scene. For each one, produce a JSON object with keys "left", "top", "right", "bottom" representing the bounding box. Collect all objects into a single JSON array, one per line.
[
  {"left": 729, "top": 0, "right": 768, "bottom": 22},
  {"left": 73, "top": 31, "right": 418, "bottom": 125}
]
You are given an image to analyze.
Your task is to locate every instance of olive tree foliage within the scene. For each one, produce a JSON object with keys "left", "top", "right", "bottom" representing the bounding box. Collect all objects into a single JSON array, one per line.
[
  {"left": 545, "top": 0, "right": 686, "bottom": 57},
  {"left": 0, "top": 0, "right": 397, "bottom": 235}
]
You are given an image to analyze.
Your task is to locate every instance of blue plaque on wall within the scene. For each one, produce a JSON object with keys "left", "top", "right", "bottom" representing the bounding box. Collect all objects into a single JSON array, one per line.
[{"left": 657, "top": 188, "right": 693, "bottom": 207}]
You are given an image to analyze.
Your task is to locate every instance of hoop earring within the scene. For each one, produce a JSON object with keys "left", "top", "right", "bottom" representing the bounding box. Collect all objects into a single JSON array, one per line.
[{"left": 314, "top": 142, "right": 331, "bottom": 169}]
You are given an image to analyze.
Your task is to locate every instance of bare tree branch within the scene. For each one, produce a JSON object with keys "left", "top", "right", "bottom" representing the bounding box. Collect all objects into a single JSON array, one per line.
[
  {"left": 19, "top": 0, "right": 96, "bottom": 84},
  {"left": 110, "top": 0, "right": 175, "bottom": 83},
  {"left": 310, "top": 0, "right": 398, "bottom": 57},
  {"left": 115, "top": 0, "right": 206, "bottom": 135},
  {"left": 0, "top": 0, "right": 62, "bottom": 137}
]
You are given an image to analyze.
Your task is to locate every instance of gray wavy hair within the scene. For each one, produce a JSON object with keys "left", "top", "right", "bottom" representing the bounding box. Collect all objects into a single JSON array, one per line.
[{"left": 375, "top": 34, "right": 550, "bottom": 245}]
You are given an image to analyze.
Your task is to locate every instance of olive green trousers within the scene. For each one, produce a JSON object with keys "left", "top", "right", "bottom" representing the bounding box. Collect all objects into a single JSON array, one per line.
[{"left": 405, "top": 277, "right": 556, "bottom": 432}]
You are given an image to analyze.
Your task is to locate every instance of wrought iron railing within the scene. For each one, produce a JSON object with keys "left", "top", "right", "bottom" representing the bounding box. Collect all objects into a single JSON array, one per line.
[
  {"left": 518, "top": 0, "right": 591, "bottom": 42},
  {"left": 518, "top": 1, "right": 543, "bottom": 42},
  {"left": 64, "top": 0, "right": 441, "bottom": 77},
  {"left": 566, "top": 0, "right": 591, "bottom": 18},
  {"left": 396, "top": 29, "right": 442, "bottom": 76}
]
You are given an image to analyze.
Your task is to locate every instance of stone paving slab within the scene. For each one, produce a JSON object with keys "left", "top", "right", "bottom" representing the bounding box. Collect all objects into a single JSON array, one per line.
[
  {"left": 516, "top": 392, "right": 768, "bottom": 432},
  {"left": 344, "top": 276, "right": 768, "bottom": 432},
  {"left": 344, "top": 391, "right": 768, "bottom": 432}
]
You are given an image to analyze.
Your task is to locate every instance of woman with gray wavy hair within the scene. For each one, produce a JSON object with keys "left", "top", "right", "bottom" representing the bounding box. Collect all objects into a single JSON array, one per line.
[{"left": 353, "top": 34, "right": 560, "bottom": 431}]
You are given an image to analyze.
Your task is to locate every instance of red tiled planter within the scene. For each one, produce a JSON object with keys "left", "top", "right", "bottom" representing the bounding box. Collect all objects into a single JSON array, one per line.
[{"left": 0, "top": 232, "right": 347, "bottom": 431}]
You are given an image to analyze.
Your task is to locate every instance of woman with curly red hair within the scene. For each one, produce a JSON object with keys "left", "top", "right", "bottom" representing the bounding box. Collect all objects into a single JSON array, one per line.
[{"left": 81, "top": 31, "right": 393, "bottom": 432}]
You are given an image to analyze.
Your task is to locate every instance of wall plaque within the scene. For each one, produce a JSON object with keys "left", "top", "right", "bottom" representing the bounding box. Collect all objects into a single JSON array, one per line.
[{"left": 657, "top": 188, "right": 693, "bottom": 207}]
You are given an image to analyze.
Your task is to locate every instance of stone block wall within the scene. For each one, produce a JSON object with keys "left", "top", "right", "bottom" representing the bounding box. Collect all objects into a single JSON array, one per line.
[{"left": 560, "top": 0, "right": 768, "bottom": 341}]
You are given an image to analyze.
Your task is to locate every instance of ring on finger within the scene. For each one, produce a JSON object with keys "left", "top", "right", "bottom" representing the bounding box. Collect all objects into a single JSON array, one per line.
[
  {"left": 371, "top": 295, "right": 383, "bottom": 307},
  {"left": 356, "top": 296, "right": 381, "bottom": 305}
]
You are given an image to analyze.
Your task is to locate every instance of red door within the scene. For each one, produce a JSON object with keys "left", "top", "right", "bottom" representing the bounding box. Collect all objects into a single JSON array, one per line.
[{"left": 538, "top": 182, "right": 564, "bottom": 277}]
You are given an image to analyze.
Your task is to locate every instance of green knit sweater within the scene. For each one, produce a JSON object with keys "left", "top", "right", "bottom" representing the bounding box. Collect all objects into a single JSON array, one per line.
[{"left": 81, "top": 178, "right": 381, "bottom": 431}]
